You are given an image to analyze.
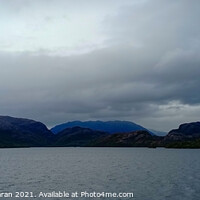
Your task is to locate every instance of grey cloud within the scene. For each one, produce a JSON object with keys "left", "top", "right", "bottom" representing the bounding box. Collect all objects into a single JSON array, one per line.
[{"left": 0, "top": 0, "right": 200, "bottom": 131}]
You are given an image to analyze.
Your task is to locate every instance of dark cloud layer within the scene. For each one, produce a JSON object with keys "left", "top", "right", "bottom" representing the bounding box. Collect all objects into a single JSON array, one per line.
[{"left": 0, "top": 0, "right": 200, "bottom": 131}]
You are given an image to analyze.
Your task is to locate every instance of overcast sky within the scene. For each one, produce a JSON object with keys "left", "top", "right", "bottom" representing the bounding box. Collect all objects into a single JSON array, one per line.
[{"left": 0, "top": 0, "right": 200, "bottom": 131}]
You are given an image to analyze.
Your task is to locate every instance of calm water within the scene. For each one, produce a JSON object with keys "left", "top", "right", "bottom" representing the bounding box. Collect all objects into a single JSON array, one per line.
[{"left": 0, "top": 148, "right": 199, "bottom": 200}]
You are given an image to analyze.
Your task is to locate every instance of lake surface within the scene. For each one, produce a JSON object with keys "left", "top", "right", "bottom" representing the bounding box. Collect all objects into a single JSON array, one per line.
[{"left": 0, "top": 148, "right": 199, "bottom": 200}]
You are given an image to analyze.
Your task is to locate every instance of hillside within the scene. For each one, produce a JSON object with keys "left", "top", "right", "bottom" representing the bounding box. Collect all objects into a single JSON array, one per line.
[
  {"left": 0, "top": 116, "right": 53, "bottom": 147},
  {"left": 165, "top": 122, "right": 200, "bottom": 141},
  {"left": 51, "top": 120, "right": 152, "bottom": 135},
  {"left": 54, "top": 126, "right": 108, "bottom": 147},
  {"left": 89, "top": 130, "right": 163, "bottom": 147}
]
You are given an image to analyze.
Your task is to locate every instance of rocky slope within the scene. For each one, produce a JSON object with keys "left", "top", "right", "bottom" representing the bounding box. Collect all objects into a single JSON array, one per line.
[
  {"left": 164, "top": 122, "right": 200, "bottom": 148},
  {"left": 165, "top": 122, "right": 200, "bottom": 141},
  {"left": 0, "top": 116, "right": 54, "bottom": 147},
  {"left": 89, "top": 130, "right": 163, "bottom": 147},
  {"left": 54, "top": 126, "right": 108, "bottom": 147}
]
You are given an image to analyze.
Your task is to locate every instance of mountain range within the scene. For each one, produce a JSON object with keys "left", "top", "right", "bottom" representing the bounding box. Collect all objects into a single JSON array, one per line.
[
  {"left": 51, "top": 120, "right": 153, "bottom": 134},
  {"left": 0, "top": 116, "right": 200, "bottom": 148}
]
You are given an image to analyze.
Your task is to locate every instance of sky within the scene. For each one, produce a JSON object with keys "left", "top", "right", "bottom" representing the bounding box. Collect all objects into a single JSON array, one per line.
[{"left": 0, "top": 0, "right": 200, "bottom": 132}]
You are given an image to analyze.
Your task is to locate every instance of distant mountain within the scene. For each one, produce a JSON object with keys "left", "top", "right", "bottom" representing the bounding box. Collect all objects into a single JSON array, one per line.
[
  {"left": 89, "top": 130, "right": 163, "bottom": 147},
  {"left": 0, "top": 116, "right": 53, "bottom": 147},
  {"left": 51, "top": 120, "right": 152, "bottom": 135},
  {"left": 54, "top": 126, "right": 108, "bottom": 147},
  {"left": 149, "top": 129, "right": 167, "bottom": 136}
]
